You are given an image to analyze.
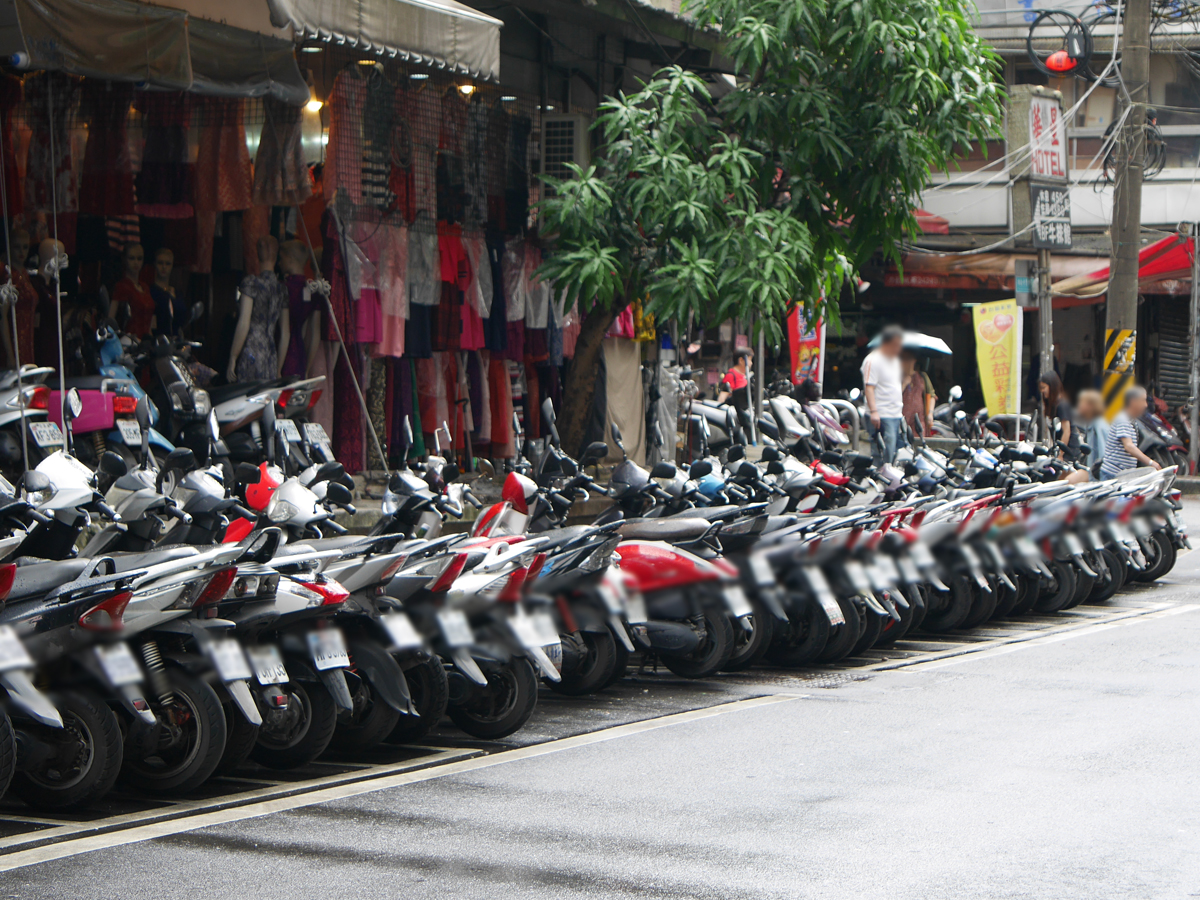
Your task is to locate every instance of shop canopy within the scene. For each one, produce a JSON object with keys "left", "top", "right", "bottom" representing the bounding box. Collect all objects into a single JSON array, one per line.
[
  {"left": 0, "top": 0, "right": 501, "bottom": 104},
  {"left": 1051, "top": 234, "right": 1198, "bottom": 299}
]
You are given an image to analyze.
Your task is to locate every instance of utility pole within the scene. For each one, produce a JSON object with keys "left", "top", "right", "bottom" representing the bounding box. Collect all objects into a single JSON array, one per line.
[
  {"left": 1038, "top": 246, "right": 1054, "bottom": 443},
  {"left": 1103, "top": 0, "right": 1150, "bottom": 420},
  {"left": 1187, "top": 223, "right": 1199, "bottom": 475}
]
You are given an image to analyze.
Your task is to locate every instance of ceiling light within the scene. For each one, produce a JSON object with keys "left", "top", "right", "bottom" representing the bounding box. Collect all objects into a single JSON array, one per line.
[
  {"left": 459, "top": 84, "right": 475, "bottom": 95},
  {"left": 301, "top": 46, "right": 323, "bottom": 54},
  {"left": 357, "top": 59, "right": 376, "bottom": 66},
  {"left": 501, "top": 95, "right": 516, "bottom": 102},
  {"left": 410, "top": 72, "right": 429, "bottom": 80}
]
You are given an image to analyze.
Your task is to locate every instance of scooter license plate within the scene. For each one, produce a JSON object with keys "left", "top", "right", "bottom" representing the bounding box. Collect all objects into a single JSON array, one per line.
[
  {"left": 843, "top": 561, "right": 872, "bottom": 595},
  {"left": 911, "top": 543, "right": 936, "bottom": 569},
  {"left": 509, "top": 611, "right": 555, "bottom": 650},
  {"left": 29, "top": 421, "right": 64, "bottom": 448},
  {"left": 95, "top": 642, "right": 142, "bottom": 687},
  {"left": 304, "top": 423, "right": 332, "bottom": 453},
  {"left": 531, "top": 612, "right": 560, "bottom": 644},
  {"left": 247, "top": 646, "right": 289, "bottom": 685},
  {"left": 307, "top": 629, "right": 350, "bottom": 671},
  {"left": 875, "top": 556, "right": 900, "bottom": 584},
  {"left": 437, "top": 610, "right": 474, "bottom": 648},
  {"left": 381, "top": 612, "right": 424, "bottom": 650},
  {"left": 748, "top": 553, "right": 775, "bottom": 587},
  {"left": 0, "top": 625, "right": 32, "bottom": 672},
  {"left": 1131, "top": 518, "right": 1151, "bottom": 537},
  {"left": 207, "top": 638, "right": 251, "bottom": 682},
  {"left": 803, "top": 566, "right": 845, "bottom": 626},
  {"left": 277, "top": 418, "right": 303, "bottom": 442},
  {"left": 1018, "top": 537, "right": 1042, "bottom": 560},
  {"left": 898, "top": 556, "right": 922, "bottom": 584},
  {"left": 723, "top": 585, "right": 753, "bottom": 618},
  {"left": 116, "top": 418, "right": 142, "bottom": 445}
]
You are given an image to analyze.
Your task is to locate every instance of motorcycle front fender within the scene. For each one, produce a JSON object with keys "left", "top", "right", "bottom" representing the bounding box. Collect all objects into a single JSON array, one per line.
[
  {"left": 348, "top": 637, "right": 414, "bottom": 715},
  {"left": 0, "top": 670, "right": 63, "bottom": 728},
  {"left": 318, "top": 667, "right": 354, "bottom": 712},
  {"left": 449, "top": 648, "right": 489, "bottom": 685},
  {"left": 225, "top": 679, "right": 264, "bottom": 726}
]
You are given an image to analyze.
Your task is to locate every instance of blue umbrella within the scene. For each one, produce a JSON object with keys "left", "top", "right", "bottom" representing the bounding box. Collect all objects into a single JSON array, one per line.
[{"left": 867, "top": 330, "right": 952, "bottom": 355}]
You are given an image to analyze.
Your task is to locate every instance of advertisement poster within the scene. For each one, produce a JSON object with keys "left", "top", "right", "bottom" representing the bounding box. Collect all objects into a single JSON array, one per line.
[
  {"left": 972, "top": 299, "right": 1023, "bottom": 415},
  {"left": 787, "top": 306, "right": 825, "bottom": 386}
]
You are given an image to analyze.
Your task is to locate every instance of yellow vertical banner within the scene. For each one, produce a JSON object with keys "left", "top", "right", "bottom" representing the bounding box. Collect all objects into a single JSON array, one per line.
[{"left": 973, "top": 299, "right": 1022, "bottom": 415}]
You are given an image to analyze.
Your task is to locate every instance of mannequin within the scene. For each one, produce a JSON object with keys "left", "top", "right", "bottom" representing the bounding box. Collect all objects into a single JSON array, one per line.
[
  {"left": 279, "top": 240, "right": 320, "bottom": 378},
  {"left": 228, "top": 235, "right": 289, "bottom": 382},
  {"left": 32, "top": 238, "right": 65, "bottom": 369},
  {"left": 108, "top": 243, "right": 154, "bottom": 337},
  {"left": 0, "top": 227, "right": 36, "bottom": 367},
  {"left": 150, "top": 247, "right": 184, "bottom": 336}
]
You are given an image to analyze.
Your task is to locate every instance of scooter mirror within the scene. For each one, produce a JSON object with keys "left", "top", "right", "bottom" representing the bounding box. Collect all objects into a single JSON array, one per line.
[
  {"left": 950, "top": 385, "right": 963, "bottom": 401},
  {"left": 727, "top": 445, "right": 745, "bottom": 462},
  {"left": 98, "top": 451, "right": 128, "bottom": 479},
  {"left": 760, "top": 446, "right": 780, "bottom": 462},
  {"left": 403, "top": 415, "right": 414, "bottom": 448},
  {"left": 654, "top": 422, "right": 664, "bottom": 448},
  {"left": 261, "top": 401, "right": 276, "bottom": 463},
  {"left": 236, "top": 462, "right": 262, "bottom": 484},
  {"left": 190, "top": 301, "right": 204, "bottom": 324},
  {"left": 559, "top": 456, "right": 578, "bottom": 476},
  {"left": 581, "top": 441, "right": 609, "bottom": 463},
  {"left": 820, "top": 450, "right": 841, "bottom": 465},
  {"left": 135, "top": 395, "right": 151, "bottom": 431},
  {"left": 316, "top": 460, "right": 345, "bottom": 483},
  {"left": 512, "top": 411, "right": 523, "bottom": 439},
  {"left": 21, "top": 470, "right": 50, "bottom": 495},
  {"left": 541, "top": 397, "right": 555, "bottom": 426},
  {"left": 326, "top": 481, "right": 354, "bottom": 506},
  {"left": 165, "top": 447, "right": 196, "bottom": 472},
  {"left": 736, "top": 460, "right": 759, "bottom": 479},
  {"left": 443, "top": 463, "right": 460, "bottom": 482},
  {"left": 689, "top": 460, "right": 713, "bottom": 479},
  {"left": 476, "top": 458, "right": 496, "bottom": 480},
  {"left": 65, "top": 387, "right": 83, "bottom": 420},
  {"left": 954, "top": 409, "right": 968, "bottom": 421},
  {"left": 904, "top": 461, "right": 921, "bottom": 477},
  {"left": 610, "top": 422, "right": 623, "bottom": 446},
  {"left": 766, "top": 460, "right": 786, "bottom": 475},
  {"left": 650, "top": 461, "right": 676, "bottom": 479}
]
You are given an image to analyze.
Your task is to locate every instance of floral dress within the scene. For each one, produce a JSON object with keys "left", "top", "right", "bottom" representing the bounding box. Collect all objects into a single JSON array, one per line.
[{"left": 235, "top": 272, "right": 285, "bottom": 381}]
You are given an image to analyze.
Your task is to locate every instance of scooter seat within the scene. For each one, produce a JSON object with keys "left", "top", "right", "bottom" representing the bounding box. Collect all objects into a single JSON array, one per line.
[
  {"left": 207, "top": 381, "right": 271, "bottom": 405},
  {"left": 8, "top": 558, "right": 92, "bottom": 600},
  {"left": 618, "top": 517, "right": 711, "bottom": 541},
  {"left": 104, "top": 546, "right": 202, "bottom": 572},
  {"left": 63, "top": 375, "right": 113, "bottom": 391},
  {"left": 525, "top": 525, "right": 595, "bottom": 550},
  {"left": 667, "top": 504, "right": 742, "bottom": 521},
  {"left": 277, "top": 535, "right": 390, "bottom": 557}
]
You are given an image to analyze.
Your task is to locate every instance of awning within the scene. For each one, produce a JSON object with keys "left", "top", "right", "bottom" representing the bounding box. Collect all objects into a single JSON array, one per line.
[
  {"left": 1052, "top": 235, "right": 1197, "bottom": 298},
  {"left": 915, "top": 209, "right": 949, "bottom": 235},
  {"left": 0, "top": 0, "right": 310, "bottom": 103},
  {"left": 267, "top": 0, "right": 502, "bottom": 81},
  {"left": 884, "top": 251, "right": 1103, "bottom": 293}
]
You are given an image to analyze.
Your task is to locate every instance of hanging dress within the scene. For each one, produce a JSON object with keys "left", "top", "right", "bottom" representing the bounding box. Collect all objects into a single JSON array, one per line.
[
  {"left": 253, "top": 96, "right": 312, "bottom": 208},
  {"left": 234, "top": 272, "right": 285, "bottom": 381},
  {"left": 78, "top": 81, "right": 136, "bottom": 216},
  {"left": 135, "top": 92, "right": 194, "bottom": 219}
]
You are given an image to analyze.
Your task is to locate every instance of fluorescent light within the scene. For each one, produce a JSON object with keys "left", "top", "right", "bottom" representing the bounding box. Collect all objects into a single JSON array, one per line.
[
  {"left": 501, "top": 95, "right": 516, "bottom": 102},
  {"left": 357, "top": 59, "right": 376, "bottom": 66},
  {"left": 305, "top": 99, "right": 323, "bottom": 113},
  {"left": 301, "top": 46, "right": 323, "bottom": 54},
  {"left": 410, "top": 73, "right": 429, "bottom": 80}
]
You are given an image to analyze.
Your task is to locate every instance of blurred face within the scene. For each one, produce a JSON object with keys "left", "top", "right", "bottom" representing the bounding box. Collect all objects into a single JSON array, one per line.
[
  {"left": 881, "top": 336, "right": 902, "bottom": 357},
  {"left": 1127, "top": 394, "right": 1147, "bottom": 418},
  {"left": 155, "top": 252, "right": 173, "bottom": 283},
  {"left": 1039, "top": 381, "right": 1049, "bottom": 399},
  {"left": 124, "top": 246, "right": 144, "bottom": 280},
  {"left": 9, "top": 232, "right": 28, "bottom": 266},
  {"left": 901, "top": 352, "right": 916, "bottom": 374}
]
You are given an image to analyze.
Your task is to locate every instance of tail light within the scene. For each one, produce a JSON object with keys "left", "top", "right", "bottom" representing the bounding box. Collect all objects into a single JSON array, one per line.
[
  {"left": 430, "top": 554, "right": 468, "bottom": 592},
  {"left": 25, "top": 385, "right": 49, "bottom": 410},
  {"left": 307, "top": 389, "right": 322, "bottom": 410},
  {"left": 0, "top": 563, "right": 14, "bottom": 601},
  {"left": 276, "top": 389, "right": 294, "bottom": 408},
  {"left": 299, "top": 575, "right": 349, "bottom": 606},
  {"left": 498, "top": 567, "right": 529, "bottom": 602},
  {"left": 195, "top": 567, "right": 238, "bottom": 608},
  {"left": 79, "top": 591, "right": 133, "bottom": 632},
  {"left": 112, "top": 395, "right": 138, "bottom": 415}
]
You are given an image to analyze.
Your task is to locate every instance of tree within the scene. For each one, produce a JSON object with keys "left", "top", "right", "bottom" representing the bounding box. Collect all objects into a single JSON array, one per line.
[{"left": 537, "top": 0, "right": 1003, "bottom": 455}]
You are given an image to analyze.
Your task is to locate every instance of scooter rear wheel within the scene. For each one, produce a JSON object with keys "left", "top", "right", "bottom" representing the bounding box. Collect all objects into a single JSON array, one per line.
[
  {"left": 1132, "top": 530, "right": 1176, "bottom": 582},
  {"left": 1034, "top": 560, "right": 1078, "bottom": 613},
  {"left": 213, "top": 696, "right": 260, "bottom": 777},
  {"left": 765, "top": 595, "right": 831, "bottom": 666},
  {"left": 722, "top": 600, "right": 776, "bottom": 672},
  {"left": 1088, "top": 548, "right": 1127, "bottom": 603},
  {"left": 921, "top": 575, "right": 974, "bottom": 633},
  {"left": 815, "top": 596, "right": 863, "bottom": 663},
  {"left": 960, "top": 577, "right": 999, "bottom": 630},
  {"left": 447, "top": 657, "right": 539, "bottom": 739},
  {"left": 252, "top": 678, "right": 338, "bottom": 769},
  {"left": 662, "top": 613, "right": 734, "bottom": 678},
  {"left": 122, "top": 669, "right": 227, "bottom": 794},
  {"left": 0, "top": 712, "right": 13, "bottom": 801},
  {"left": 548, "top": 629, "right": 618, "bottom": 695},
  {"left": 385, "top": 655, "right": 450, "bottom": 744}
]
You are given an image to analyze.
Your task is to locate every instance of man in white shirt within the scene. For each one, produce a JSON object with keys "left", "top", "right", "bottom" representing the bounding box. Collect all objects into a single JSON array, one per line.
[{"left": 861, "top": 325, "right": 905, "bottom": 463}]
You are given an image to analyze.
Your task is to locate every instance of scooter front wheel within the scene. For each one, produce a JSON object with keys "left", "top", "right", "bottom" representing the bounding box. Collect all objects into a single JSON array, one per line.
[
  {"left": 548, "top": 629, "right": 618, "bottom": 695},
  {"left": 122, "top": 668, "right": 227, "bottom": 794},
  {"left": 1132, "top": 530, "right": 1176, "bottom": 583},
  {"left": 12, "top": 689, "right": 122, "bottom": 809},
  {"left": 661, "top": 613, "right": 734, "bottom": 678},
  {"left": 252, "top": 678, "right": 338, "bottom": 769},
  {"left": 386, "top": 654, "right": 450, "bottom": 744}
]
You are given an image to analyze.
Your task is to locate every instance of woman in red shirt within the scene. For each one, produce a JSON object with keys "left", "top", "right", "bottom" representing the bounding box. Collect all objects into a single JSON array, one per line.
[
  {"left": 717, "top": 350, "right": 752, "bottom": 412},
  {"left": 108, "top": 243, "right": 155, "bottom": 338}
]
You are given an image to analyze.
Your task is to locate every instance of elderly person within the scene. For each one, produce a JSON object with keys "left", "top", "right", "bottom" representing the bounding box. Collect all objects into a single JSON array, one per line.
[
  {"left": 1101, "top": 386, "right": 1159, "bottom": 479},
  {"left": 862, "top": 325, "right": 905, "bottom": 462},
  {"left": 1076, "top": 389, "right": 1109, "bottom": 468}
]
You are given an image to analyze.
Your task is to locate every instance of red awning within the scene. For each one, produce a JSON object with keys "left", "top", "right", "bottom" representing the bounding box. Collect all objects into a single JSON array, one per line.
[
  {"left": 1052, "top": 235, "right": 1197, "bottom": 298},
  {"left": 915, "top": 209, "right": 949, "bottom": 235}
]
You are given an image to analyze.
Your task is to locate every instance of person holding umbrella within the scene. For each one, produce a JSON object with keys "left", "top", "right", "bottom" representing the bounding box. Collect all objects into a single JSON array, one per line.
[{"left": 901, "top": 349, "right": 936, "bottom": 436}]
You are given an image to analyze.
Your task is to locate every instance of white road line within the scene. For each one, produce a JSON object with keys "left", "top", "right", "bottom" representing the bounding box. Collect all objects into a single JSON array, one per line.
[
  {"left": 0, "top": 694, "right": 797, "bottom": 874},
  {"left": 897, "top": 603, "right": 1200, "bottom": 671}
]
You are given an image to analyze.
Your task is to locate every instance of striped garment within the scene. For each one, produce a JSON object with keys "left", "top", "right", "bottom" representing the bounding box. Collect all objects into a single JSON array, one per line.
[{"left": 1100, "top": 412, "right": 1139, "bottom": 477}]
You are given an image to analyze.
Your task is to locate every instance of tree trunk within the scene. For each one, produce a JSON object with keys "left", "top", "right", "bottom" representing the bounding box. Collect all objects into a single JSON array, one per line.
[{"left": 559, "top": 300, "right": 624, "bottom": 458}]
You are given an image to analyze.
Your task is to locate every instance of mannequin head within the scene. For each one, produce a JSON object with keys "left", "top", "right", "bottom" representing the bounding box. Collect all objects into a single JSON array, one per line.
[
  {"left": 257, "top": 235, "right": 279, "bottom": 272},
  {"left": 4, "top": 227, "right": 29, "bottom": 268},
  {"left": 39, "top": 238, "right": 65, "bottom": 267},
  {"left": 122, "top": 243, "right": 145, "bottom": 282},
  {"left": 154, "top": 248, "right": 174, "bottom": 287},
  {"left": 279, "top": 240, "right": 307, "bottom": 276}
]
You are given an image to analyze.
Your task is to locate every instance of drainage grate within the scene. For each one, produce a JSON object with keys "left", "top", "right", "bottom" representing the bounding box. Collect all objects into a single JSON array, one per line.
[{"left": 721, "top": 670, "right": 872, "bottom": 689}]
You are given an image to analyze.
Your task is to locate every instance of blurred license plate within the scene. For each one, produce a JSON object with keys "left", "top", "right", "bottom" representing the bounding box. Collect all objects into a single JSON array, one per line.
[
  {"left": 803, "top": 566, "right": 845, "bottom": 626},
  {"left": 304, "top": 423, "right": 332, "bottom": 450},
  {"left": 437, "top": 610, "right": 474, "bottom": 647},
  {"left": 30, "top": 421, "right": 64, "bottom": 447},
  {"left": 116, "top": 419, "right": 142, "bottom": 445},
  {"left": 277, "top": 419, "right": 302, "bottom": 442},
  {"left": 307, "top": 629, "right": 349, "bottom": 670},
  {"left": 0, "top": 625, "right": 32, "bottom": 672},
  {"left": 247, "top": 645, "right": 288, "bottom": 684},
  {"left": 843, "top": 561, "right": 871, "bottom": 594},
  {"left": 748, "top": 553, "right": 775, "bottom": 587},
  {"left": 1088, "top": 529, "right": 1107, "bottom": 551},
  {"left": 208, "top": 638, "right": 251, "bottom": 682},
  {"left": 1064, "top": 534, "right": 1085, "bottom": 555},
  {"left": 95, "top": 642, "right": 142, "bottom": 686},
  {"left": 898, "top": 557, "right": 921, "bottom": 583},
  {"left": 509, "top": 613, "right": 544, "bottom": 650},
  {"left": 1131, "top": 518, "right": 1151, "bottom": 537},
  {"left": 381, "top": 612, "right": 424, "bottom": 650},
  {"left": 723, "top": 585, "right": 753, "bottom": 617}
]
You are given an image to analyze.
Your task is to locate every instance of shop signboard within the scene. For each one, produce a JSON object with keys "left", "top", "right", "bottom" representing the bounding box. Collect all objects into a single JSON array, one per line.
[{"left": 787, "top": 306, "right": 825, "bottom": 386}]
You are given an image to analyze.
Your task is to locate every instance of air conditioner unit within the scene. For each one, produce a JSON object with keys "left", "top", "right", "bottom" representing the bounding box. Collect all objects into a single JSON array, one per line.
[{"left": 542, "top": 114, "right": 591, "bottom": 184}]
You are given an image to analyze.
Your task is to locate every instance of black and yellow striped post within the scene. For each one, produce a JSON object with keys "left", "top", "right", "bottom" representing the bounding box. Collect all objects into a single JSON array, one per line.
[{"left": 1103, "top": 328, "right": 1136, "bottom": 420}]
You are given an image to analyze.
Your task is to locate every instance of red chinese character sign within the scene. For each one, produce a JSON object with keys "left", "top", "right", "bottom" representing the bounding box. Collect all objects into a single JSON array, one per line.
[
  {"left": 973, "top": 299, "right": 1023, "bottom": 415},
  {"left": 1029, "top": 95, "right": 1067, "bottom": 181},
  {"left": 787, "top": 306, "right": 825, "bottom": 386}
]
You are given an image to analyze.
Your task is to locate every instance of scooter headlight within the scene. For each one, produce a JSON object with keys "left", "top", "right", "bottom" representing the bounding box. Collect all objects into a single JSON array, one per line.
[{"left": 267, "top": 498, "right": 298, "bottom": 523}]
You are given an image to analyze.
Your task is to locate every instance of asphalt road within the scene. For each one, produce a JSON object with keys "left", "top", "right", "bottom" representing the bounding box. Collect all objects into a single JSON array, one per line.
[{"left": 5, "top": 503, "right": 1200, "bottom": 899}]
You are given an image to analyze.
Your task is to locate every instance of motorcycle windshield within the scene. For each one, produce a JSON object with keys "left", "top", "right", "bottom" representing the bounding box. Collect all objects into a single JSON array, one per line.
[{"left": 612, "top": 460, "right": 649, "bottom": 492}]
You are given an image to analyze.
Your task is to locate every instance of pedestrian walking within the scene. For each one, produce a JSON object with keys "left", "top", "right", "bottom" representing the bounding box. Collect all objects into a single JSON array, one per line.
[{"left": 862, "top": 325, "right": 905, "bottom": 463}]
